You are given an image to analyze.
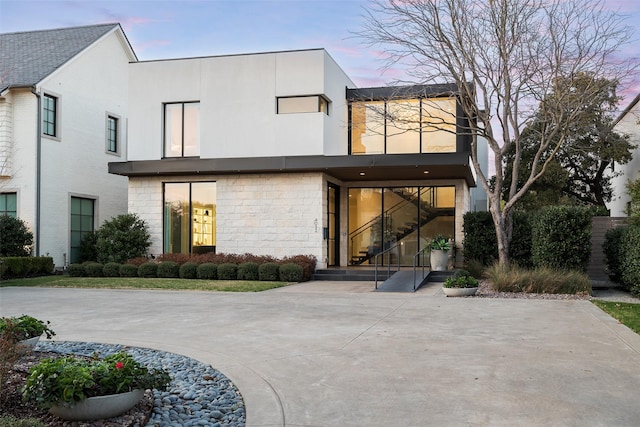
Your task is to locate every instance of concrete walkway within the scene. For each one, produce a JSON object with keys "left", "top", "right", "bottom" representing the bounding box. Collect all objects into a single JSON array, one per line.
[{"left": 2, "top": 282, "right": 640, "bottom": 426}]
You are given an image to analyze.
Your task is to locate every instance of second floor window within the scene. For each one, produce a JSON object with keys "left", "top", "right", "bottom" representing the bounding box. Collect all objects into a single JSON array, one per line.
[
  {"left": 277, "top": 95, "right": 329, "bottom": 115},
  {"left": 107, "top": 116, "right": 118, "bottom": 153},
  {"left": 164, "top": 102, "right": 200, "bottom": 157},
  {"left": 43, "top": 94, "right": 57, "bottom": 137},
  {"left": 0, "top": 192, "right": 17, "bottom": 217}
]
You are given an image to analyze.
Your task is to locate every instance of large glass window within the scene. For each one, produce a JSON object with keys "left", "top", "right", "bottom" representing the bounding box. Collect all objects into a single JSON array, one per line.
[
  {"left": 70, "top": 197, "right": 94, "bottom": 263},
  {"left": 348, "top": 186, "right": 455, "bottom": 266},
  {"left": 350, "top": 97, "right": 457, "bottom": 155},
  {"left": 164, "top": 102, "right": 200, "bottom": 157},
  {"left": 43, "top": 94, "right": 57, "bottom": 137},
  {"left": 0, "top": 192, "right": 17, "bottom": 217},
  {"left": 163, "top": 182, "right": 216, "bottom": 254}
]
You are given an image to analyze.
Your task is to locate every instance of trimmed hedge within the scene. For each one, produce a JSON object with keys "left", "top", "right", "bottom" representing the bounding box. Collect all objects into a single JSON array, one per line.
[
  {"left": 217, "top": 263, "right": 238, "bottom": 280},
  {"left": 603, "top": 226, "right": 626, "bottom": 283},
  {"left": 179, "top": 262, "right": 198, "bottom": 279},
  {"left": 279, "top": 263, "right": 303, "bottom": 282},
  {"left": 103, "top": 262, "right": 121, "bottom": 277},
  {"left": 84, "top": 262, "right": 104, "bottom": 278},
  {"left": 620, "top": 225, "right": 640, "bottom": 296},
  {"left": 119, "top": 264, "right": 139, "bottom": 277},
  {"left": 237, "top": 262, "right": 259, "bottom": 280},
  {"left": 258, "top": 262, "right": 280, "bottom": 281},
  {"left": 532, "top": 206, "right": 592, "bottom": 272},
  {"left": 197, "top": 263, "right": 217, "bottom": 280},
  {"left": 0, "top": 257, "right": 54, "bottom": 279},
  {"left": 138, "top": 262, "right": 158, "bottom": 278},
  {"left": 67, "top": 263, "right": 85, "bottom": 277},
  {"left": 157, "top": 261, "right": 179, "bottom": 278}
]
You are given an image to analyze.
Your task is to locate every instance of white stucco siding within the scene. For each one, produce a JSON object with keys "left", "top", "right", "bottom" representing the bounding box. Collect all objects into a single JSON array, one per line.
[
  {"left": 35, "top": 30, "right": 131, "bottom": 265},
  {"left": 608, "top": 99, "right": 640, "bottom": 217},
  {"left": 128, "top": 173, "right": 325, "bottom": 263},
  {"left": 128, "top": 49, "right": 354, "bottom": 161}
]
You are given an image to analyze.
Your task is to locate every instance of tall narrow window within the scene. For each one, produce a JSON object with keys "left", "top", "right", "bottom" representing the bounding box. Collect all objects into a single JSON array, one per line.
[
  {"left": 70, "top": 197, "right": 94, "bottom": 263},
  {"left": 164, "top": 102, "right": 200, "bottom": 157},
  {"left": 106, "top": 116, "right": 118, "bottom": 153},
  {"left": 0, "top": 192, "right": 17, "bottom": 217},
  {"left": 163, "top": 182, "right": 216, "bottom": 254},
  {"left": 43, "top": 94, "right": 57, "bottom": 137}
]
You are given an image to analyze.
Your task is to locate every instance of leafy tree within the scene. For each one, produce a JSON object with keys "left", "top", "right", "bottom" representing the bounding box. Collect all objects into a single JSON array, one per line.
[
  {"left": 627, "top": 177, "right": 640, "bottom": 226},
  {"left": 503, "top": 75, "right": 634, "bottom": 209},
  {"left": 359, "top": 0, "right": 635, "bottom": 264},
  {"left": 0, "top": 215, "right": 33, "bottom": 257},
  {"left": 95, "top": 214, "right": 151, "bottom": 264}
]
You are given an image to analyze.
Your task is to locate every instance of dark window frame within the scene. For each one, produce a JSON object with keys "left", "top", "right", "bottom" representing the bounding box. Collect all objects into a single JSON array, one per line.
[
  {"left": 276, "top": 95, "right": 330, "bottom": 115},
  {"left": 42, "top": 93, "right": 59, "bottom": 138},
  {"left": 0, "top": 192, "right": 17, "bottom": 217},
  {"left": 163, "top": 101, "right": 200, "bottom": 158},
  {"left": 106, "top": 114, "right": 119, "bottom": 154}
]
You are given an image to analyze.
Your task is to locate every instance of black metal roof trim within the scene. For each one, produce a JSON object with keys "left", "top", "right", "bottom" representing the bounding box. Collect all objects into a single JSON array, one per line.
[{"left": 347, "top": 83, "right": 459, "bottom": 101}]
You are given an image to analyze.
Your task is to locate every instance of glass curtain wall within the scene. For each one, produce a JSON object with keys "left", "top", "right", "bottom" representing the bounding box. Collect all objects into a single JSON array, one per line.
[
  {"left": 348, "top": 186, "right": 455, "bottom": 266},
  {"left": 163, "top": 182, "right": 216, "bottom": 254}
]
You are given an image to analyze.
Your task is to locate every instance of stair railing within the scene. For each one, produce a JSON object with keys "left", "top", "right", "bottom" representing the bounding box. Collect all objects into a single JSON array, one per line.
[
  {"left": 374, "top": 242, "right": 402, "bottom": 290},
  {"left": 413, "top": 246, "right": 430, "bottom": 292}
]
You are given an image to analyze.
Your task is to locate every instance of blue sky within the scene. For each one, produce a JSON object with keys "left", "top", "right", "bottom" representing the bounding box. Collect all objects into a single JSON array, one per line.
[{"left": 1, "top": 0, "right": 639, "bottom": 98}]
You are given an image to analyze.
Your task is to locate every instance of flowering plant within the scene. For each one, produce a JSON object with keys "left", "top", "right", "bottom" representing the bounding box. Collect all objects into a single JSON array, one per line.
[
  {"left": 0, "top": 315, "right": 56, "bottom": 342},
  {"left": 22, "top": 351, "right": 171, "bottom": 408}
]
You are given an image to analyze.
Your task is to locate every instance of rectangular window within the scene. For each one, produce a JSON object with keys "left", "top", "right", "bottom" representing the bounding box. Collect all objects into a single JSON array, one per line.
[
  {"left": 0, "top": 192, "right": 17, "bottom": 217},
  {"left": 163, "top": 182, "right": 216, "bottom": 254},
  {"left": 70, "top": 197, "right": 94, "bottom": 263},
  {"left": 277, "top": 96, "right": 329, "bottom": 115},
  {"left": 43, "top": 94, "right": 57, "bottom": 137},
  {"left": 164, "top": 102, "right": 200, "bottom": 157},
  {"left": 106, "top": 115, "right": 118, "bottom": 153}
]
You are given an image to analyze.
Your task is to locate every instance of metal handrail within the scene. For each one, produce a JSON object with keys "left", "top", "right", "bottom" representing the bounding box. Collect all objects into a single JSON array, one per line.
[
  {"left": 374, "top": 241, "right": 401, "bottom": 289},
  {"left": 413, "top": 246, "right": 430, "bottom": 292}
]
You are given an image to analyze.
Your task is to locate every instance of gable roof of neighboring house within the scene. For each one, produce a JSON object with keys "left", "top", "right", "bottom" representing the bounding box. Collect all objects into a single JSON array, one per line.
[
  {"left": 614, "top": 93, "right": 640, "bottom": 126},
  {"left": 0, "top": 23, "right": 136, "bottom": 93}
]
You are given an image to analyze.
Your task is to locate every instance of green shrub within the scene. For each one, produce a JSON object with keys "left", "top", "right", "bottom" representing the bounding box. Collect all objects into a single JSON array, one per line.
[
  {"left": 620, "top": 225, "right": 640, "bottom": 296},
  {"left": 217, "top": 263, "right": 238, "bottom": 280},
  {"left": 485, "top": 263, "right": 591, "bottom": 295},
  {"left": 603, "top": 226, "right": 626, "bottom": 283},
  {"left": 78, "top": 231, "right": 98, "bottom": 263},
  {"left": 67, "top": 263, "right": 85, "bottom": 277},
  {"left": 279, "top": 255, "right": 316, "bottom": 281},
  {"left": 157, "top": 261, "right": 179, "bottom": 278},
  {"left": 462, "top": 211, "right": 497, "bottom": 266},
  {"left": 0, "top": 215, "right": 33, "bottom": 257},
  {"left": 0, "top": 257, "right": 52, "bottom": 279},
  {"left": 138, "top": 262, "right": 158, "bottom": 278},
  {"left": 31, "top": 257, "right": 54, "bottom": 275},
  {"left": 510, "top": 212, "right": 533, "bottom": 267},
  {"left": 279, "top": 263, "right": 303, "bottom": 282},
  {"left": 238, "top": 262, "right": 259, "bottom": 280},
  {"left": 197, "top": 263, "right": 217, "bottom": 280},
  {"left": 103, "top": 262, "right": 121, "bottom": 277},
  {"left": 258, "top": 262, "right": 280, "bottom": 281},
  {"left": 463, "top": 259, "right": 486, "bottom": 279},
  {"left": 532, "top": 206, "right": 592, "bottom": 272},
  {"left": 119, "top": 263, "right": 139, "bottom": 278},
  {"left": 179, "top": 262, "right": 198, "bottom": 279},
  {"left": 95, "top": 214, "right": 151, "bottom": 264},
  {"left": 84, "top": 262, "right": 104, "bottom": 277}
]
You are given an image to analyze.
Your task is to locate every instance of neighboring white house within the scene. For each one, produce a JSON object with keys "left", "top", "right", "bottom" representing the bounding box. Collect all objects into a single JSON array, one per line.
[
  {"left": 0, "top": 24, "right": 137, "bottom": 266},
  {"left": 110, "top": 48, "right": 486, "bottom": 268},
  {"left": 608, "top": 93, "right": 640, "bottom": 217}
]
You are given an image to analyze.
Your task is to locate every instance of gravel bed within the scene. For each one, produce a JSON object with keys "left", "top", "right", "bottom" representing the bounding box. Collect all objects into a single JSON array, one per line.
[{"left": 35, "top": 341, "right": 246, "bottom": 427}]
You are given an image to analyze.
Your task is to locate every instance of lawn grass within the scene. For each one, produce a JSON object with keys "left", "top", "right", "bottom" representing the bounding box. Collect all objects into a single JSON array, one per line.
[
  {"left": 592, "top": 300, "right": 640, "bottom": 334},
  {"left": 0, "top": 276, "right": 292, "bottom": 292}
]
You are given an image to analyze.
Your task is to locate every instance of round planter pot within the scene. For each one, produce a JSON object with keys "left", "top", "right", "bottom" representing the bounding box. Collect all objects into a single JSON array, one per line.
[
  {"left": 17, "top": 335, "right": 41, "bottom": 355},
  {"left": 430, "top": 250, "right": 449, "bottom": 271},
  {"left": 443, "top": 286, "right": 478, "bottom": 297},
  {"left": 49, "top": 389, "right": 144, "bottom": 421}
]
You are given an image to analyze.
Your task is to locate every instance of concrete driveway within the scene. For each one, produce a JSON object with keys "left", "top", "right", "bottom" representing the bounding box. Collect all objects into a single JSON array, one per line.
[{"left": 2, "top": 282, "right": 640, "bottom": 426}]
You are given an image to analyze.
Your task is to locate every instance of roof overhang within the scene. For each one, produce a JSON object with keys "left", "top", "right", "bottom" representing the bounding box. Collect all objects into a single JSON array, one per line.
[{"left": 109, "top": 153, "right": 477, "bottom": 186}]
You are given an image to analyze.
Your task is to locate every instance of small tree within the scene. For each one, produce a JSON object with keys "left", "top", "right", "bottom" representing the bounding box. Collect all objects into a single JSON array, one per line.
[
  {"left": 0, "top": 215, "right": 33, "bottom": 257},
  {"left": 95, "top": 214, "right": 151, "bottom": 264},
  {"left": 627, "top": 177, "right": 640, "bottom": 226}
]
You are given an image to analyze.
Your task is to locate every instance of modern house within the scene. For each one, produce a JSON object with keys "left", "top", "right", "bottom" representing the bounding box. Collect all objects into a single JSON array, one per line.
[
  {"left": 109, "top": 48, "right": 486, "bottom": 268},
  {"left": 0, "top": 24, "right": 136, "bottom": 266},
  {"left": 608, "top": 93, "right": 640, "bottom": 217}
]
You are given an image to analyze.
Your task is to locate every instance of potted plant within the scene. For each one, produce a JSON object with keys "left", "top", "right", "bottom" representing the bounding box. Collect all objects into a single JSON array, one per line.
[
  {"left": 442, "top": 269, "right": 479, "bottom": 297},
  {"left": 22, "top": 351, "right": 171, "bottom": 421},
  {"left": 429, "top": 235, "right": 451, "bottom": 271},
  {"left": 0, "top": 315, "right": 56, "bottom": 353}
]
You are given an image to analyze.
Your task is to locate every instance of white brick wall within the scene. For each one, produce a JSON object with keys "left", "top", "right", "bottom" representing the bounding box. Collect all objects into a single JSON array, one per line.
[
  {"left": 128, "top": 173, "right": 326, "bottom": 262},
  {"left": 0, "top": 95, "right": 13, "bottom": 177}
]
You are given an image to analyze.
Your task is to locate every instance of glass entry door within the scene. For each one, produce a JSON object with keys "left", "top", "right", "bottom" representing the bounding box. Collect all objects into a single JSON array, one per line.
[{"left": 327, "top": 185, "right": 339, "bottom": 266}]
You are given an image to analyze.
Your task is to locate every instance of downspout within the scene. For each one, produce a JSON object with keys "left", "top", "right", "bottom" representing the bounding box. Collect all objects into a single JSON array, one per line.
[{"left": 31, "top": 87, "right": 41, "bottom": 256}]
